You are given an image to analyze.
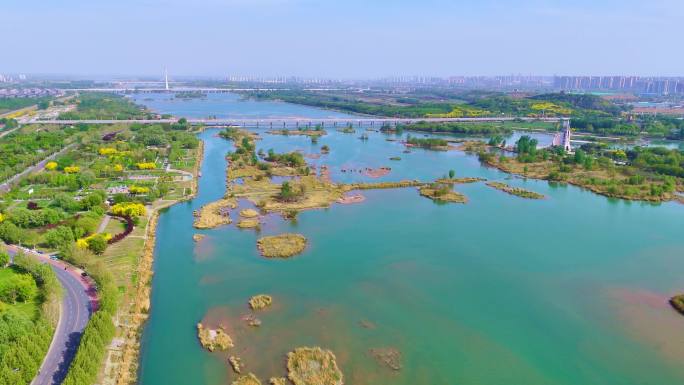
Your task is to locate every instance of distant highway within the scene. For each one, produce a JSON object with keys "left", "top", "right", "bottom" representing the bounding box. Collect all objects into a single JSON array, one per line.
[
  {"left": 6, "top": 246, "right": 96, "bottom": 385},
  {"left": 24, "top": 116, "right": 563, "bottom": 126}
]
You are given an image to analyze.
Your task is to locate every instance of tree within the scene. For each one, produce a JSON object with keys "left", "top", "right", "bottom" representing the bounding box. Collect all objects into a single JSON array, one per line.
[
  {"left": 44, "top": 226, "right": 75, "bottom": 250},
  {"left": 0, "top": 252, "right": 9, "bottom": 267},
  {"left": 0, "top": 222, "right": 24, "bottom": 244},
  {"left": 0, "top": 274, "right": 37, "bottom": 303},
  {"left": 448, "top": 169, "right": 455, "bottom": 179},
  {"left": 50, "top": 193, "right": 79, "bottom": 212},
  {"left": 81, "top": 192, "right": 104, "bottom": 210},
  {"left": 74, "top": 215, "right": 99, "bottom": 238},
  {"left": 87, "top": 235, "right": 108, "bottom": 255}
]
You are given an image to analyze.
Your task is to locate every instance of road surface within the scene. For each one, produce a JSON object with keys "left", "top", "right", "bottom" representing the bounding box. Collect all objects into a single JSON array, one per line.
[{"left": 7, "top": 246, "right": 96, "bottom": 385}]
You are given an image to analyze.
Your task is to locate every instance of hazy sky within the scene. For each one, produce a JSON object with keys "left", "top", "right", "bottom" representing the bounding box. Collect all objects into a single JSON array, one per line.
[{"left": 3, "top": 0, "right": 683, "bottom": 78}]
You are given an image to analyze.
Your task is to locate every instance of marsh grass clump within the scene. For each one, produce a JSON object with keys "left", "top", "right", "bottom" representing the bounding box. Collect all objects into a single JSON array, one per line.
[
  {"left": 369, "top": 347, "right": 402, "bottom": 371},
  {"left": 229, "top": 356, "right": 245, "bottom": 374},
  {"left": 418, "top": 184, "right": 467, "bottom": 203},
  {"left": 232, "top": 373, "right": 261, "bottom": 385},
  {"left": 192, "top": 234, "right": 206, "bottom": 242},
  {"left": 257, "top": 233, "right": 307, "bottom": 258},
  {"left": 269, "top": 378, "right": 288, "bottom": 385},
  {"left": 197, "top": 323, "right": 233, "bottom": 351},
  {"left": 249, "top": 294, "right": 273, "bottom": 310},
  {"left": 287, "top": 347, "right": 343, "bottom": 385},
  {"left": 237, "top": 218, "right": 260, "bottom": 229},
  {"left": 436, "top": 177, "right": 486, "bottom": 184},
  {"left": 240, "top": 209, "right": 259, "bottom": 218},
  {"left": 486, "top": 181, "right": 545, "bottom": 199},
  {"left": 193, "top": 198, "right": 236, "bottom": 229},
  {"left": 670, "top": 294, "right": 684, "bottom": 315}
]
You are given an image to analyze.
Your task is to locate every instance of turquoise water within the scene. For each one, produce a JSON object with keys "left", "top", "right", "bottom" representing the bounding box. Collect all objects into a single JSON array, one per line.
[
  {"left": 129, "top": 92, "right": 358, "bottom": 119},
  {"left": 138, "top": 94, "right": 684, "bottom": 385}
]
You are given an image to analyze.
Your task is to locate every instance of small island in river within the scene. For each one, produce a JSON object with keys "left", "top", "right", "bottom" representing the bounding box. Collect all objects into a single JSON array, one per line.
[
  {"left": 669, "top": 294, "right": 684, "bottom": 315},
  {"left": 193, "top": 198, "right": 237, "bottom": 229},
  {"left": 287, "top": 347, "right": 343, "bottom": 385},
  {"left": 232, "top": 373, "right": 261, "bottom": 385},
  {"left": 486, "top": 181, "right": 545, "bottom": 199},
  {"left": 197, "top": 323, "right": 233, "bottom": 351},
  {"left": 419, "top": 183, "right": 467, "bottom": 203},
  {"left": 257, "top": 234, "right": 308, "bottom": 258},
  {"left": 249, "top": 294, "right": 273, "bottom": 310}
]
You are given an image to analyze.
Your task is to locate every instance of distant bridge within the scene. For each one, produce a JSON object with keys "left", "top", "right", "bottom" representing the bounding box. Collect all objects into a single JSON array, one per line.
[
  {"left": 24, "top": 117, "right": 563, "bottom": 127},
  {"left": 61, "top": 88, "right": 342, "bottom": 94}
]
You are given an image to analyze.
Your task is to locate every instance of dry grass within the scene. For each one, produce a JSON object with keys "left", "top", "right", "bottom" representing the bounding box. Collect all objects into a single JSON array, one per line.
[
  {"left": 248, "top": 294, "right": 273, "bottom": 310},
  {"left": 670, "top": 295, "right": 684, "bottom": 316},
  {"left": 193, "top": 198, "right": 236, "bottom": 229},
  {"left": 229, "top": 356, "right": 244, "bottom": 374},
  {"left": 342, "top": 180, "right": 424, "bottom": 191},
  {"left": 269, "top": 378, "right": 287, "bottom": 385},
  {"left": 486, "top": 181, "right": 545, "bottom": 199},
  {"left": 232, "top": 373, "right": 261, "bottom": 385},
  {"left": 197, "top": 323, "right": 234, "bottom": 351},
  {"left": 435, "top": 177, "right": 486, "bottom": 184},
  {"left": 287, "top": 347, "right": 343, "bottom": 385},
  {"left": 237, "top": 219, "right": 260, "bottom": 229},
  {"left": 418, "top": 186, "right": 467, "bottom": 203},
  {"left": 257, "top": 234, "right": 307, "bottom": 258},
  {"left": 239, "top": 209, "right": 259, "bottom": 218}
]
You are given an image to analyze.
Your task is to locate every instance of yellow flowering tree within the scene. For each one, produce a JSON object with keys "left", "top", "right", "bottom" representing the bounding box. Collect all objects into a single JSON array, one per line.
[
  {"left": 136, "top": 162, "right": 156, "bottom": 170},
  {"left": 64, "top": 166, "right": 80, "bottom": 174},
  {"left": 98, "top": 147, "right": 118, "bottom": 155},
  {"left": 129, "top": 186, "right": 150, "bottom": 194},
  {"left": 111, "top": 202, "right": 146, "bottom": 217},
  {"left": 45, "top": 161, "right": 58, "bottom": 171}
]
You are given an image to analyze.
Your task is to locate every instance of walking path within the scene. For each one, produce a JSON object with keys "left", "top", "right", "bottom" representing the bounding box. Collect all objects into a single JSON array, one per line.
[{"left": 97, "top": 215, "right": 112, "bottom": 233}]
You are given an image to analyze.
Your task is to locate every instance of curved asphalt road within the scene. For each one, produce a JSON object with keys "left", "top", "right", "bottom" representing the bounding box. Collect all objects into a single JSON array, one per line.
[{"left": 7, "top": 246, "right": 95, "bottom": 385}]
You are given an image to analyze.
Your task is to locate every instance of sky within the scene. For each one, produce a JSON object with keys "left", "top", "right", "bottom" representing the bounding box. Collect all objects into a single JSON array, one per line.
[{"left": 2, "top": 0, "right": 683, "bottom": 78}]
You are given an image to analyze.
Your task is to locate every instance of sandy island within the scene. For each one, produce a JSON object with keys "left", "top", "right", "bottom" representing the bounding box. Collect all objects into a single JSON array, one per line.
[
  {"left": 197, "top": 323, "right": 233, "bottom": 351},
  {"left": 486, "top": 181, "right": 545, "bottom": 199},
  {"left": 287, "top": 347, "right": 343, "bottom": 385},
  {"left": 257, "top": 234, "right": 307, "bottom": 258},
  {"left": 249, "top": 294, "right": 273, "bottom": 310}
]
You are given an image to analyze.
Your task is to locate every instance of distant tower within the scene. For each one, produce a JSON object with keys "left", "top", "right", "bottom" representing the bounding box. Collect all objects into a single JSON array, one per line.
[
  {"left": 164, "top": 68, "right": 169, "bottom": 91},
  {"left": 552, "top": 119, "right": 573, "bottom": 152}
]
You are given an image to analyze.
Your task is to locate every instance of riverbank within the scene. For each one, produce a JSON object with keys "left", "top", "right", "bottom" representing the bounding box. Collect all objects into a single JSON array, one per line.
[{"left": 101, "top": 139, "right": 205, "bottom": 385}]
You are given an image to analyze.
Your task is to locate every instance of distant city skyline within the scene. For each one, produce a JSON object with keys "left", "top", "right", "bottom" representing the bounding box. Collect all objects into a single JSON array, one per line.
[{"left": 3, "top": 0, "right": 684, "bottom": 77}]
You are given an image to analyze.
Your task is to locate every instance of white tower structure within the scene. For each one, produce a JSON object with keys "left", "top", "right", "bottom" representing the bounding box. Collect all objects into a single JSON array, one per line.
[
  {"left": 164, "top": 68, "right": 169, "bottom": 91},
  {"left": 552, "top": 119, "right": 572, "bottom": 152}
]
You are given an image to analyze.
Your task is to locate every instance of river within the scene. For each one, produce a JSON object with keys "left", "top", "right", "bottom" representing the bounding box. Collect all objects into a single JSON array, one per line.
[{"left": 136, "top": 93, "right": 684, "bottom": 385}]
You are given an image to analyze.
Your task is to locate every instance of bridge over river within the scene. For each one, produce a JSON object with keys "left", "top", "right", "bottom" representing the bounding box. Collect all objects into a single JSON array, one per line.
[{"left": 23, "top": 117, "right": 563, "bottom": 127}]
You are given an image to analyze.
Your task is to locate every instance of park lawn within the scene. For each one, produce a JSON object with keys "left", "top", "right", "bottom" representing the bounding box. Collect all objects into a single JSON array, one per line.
[
  {"left": 0, "top": 267, "right": 41, "bottom": 320},
  {"left": 103, "top": 216, "right": 127, "bottom": 234},
  {"left": 99, "top": 236, "right": 146, "bottom": 289}
]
